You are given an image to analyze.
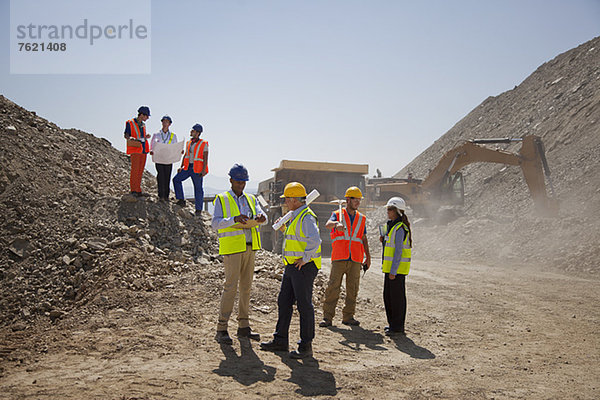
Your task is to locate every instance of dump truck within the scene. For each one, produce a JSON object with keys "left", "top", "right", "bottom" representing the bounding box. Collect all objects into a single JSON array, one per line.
[
  {"left": 257, "top": 160, "right": 369, "bottom": 256},
  {"left": 365, "top": 135, "right": 558, "bottom": 217}
]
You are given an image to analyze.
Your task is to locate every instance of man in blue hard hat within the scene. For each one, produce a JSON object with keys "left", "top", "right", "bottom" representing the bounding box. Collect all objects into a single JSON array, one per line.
[
  {"left": 211, "top": 164, "right": 267, "bottom": 345},
  {"left": 172, "top": 124, "right": 208, "bottom": 214},
  {"left": 124, "top": 106, "right": 151, "bottom": 196},
  {"left": 150, "top": 115, "right": 178, "bottom": 201}
]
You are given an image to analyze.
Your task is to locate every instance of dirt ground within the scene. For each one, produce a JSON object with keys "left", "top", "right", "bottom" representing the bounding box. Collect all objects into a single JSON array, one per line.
[{"left": 1, "top": 257, "right": 598, "bottom": 400}]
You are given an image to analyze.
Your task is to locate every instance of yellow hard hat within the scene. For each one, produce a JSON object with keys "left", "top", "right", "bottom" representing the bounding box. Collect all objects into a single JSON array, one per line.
[
  {"left": 280, "top": 182, "right": 308, "bottom": 198},
  {"left": 345, "top": 186, "right": 363, "bottom": 198}
]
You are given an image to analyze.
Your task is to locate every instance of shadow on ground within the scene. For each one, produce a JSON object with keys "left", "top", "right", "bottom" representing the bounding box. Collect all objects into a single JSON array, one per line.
[
  {"left": 212, "top": 339, "right": 276, "bottom": 386},
  {"left": 391, "top": 334, "right": 436, "bottom": 359},
  {"left": 329, "top": 325, "right": 387, "bottom": 351},
  {"left": 278, "top": 352, "right": 338, "bottom": 397}
]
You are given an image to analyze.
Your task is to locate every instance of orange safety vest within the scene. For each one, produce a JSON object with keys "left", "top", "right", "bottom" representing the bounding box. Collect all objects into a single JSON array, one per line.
[
  {"left": 330, "top": 208, "right": 366, "bottom": 263},
  {"left": 182, "top": 139, "right": 208, "bottom": 174},
  {"left": 125, "top": 119, "right": 147, "bottom": 155}
]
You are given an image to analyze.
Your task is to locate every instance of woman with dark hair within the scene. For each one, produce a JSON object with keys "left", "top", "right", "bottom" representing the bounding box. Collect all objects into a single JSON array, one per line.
[{"left": 380, "top": 197, "right": 412, "bottom": 336}]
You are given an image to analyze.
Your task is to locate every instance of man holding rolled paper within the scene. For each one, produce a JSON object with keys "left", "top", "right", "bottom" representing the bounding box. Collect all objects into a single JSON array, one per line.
[
  {"left": 260, "top": 182, "right": 321, "bottom": 359},
  {"left": 212, "top": 164, "right": 267, "bottom": 345},
  {"left": 320, "top": 186, "right": 371, "bottom": 328}
]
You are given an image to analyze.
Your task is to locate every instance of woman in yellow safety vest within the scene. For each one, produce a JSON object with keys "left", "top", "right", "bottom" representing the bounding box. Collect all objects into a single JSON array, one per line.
[{"left": 380, "top": 196, "right": 412, "bottom": 336}]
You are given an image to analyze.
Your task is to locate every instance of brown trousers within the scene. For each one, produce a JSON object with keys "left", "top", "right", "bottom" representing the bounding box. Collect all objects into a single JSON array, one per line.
[
  {"left": 322, "top": 260, "right": 361, "bottom": 322},
  {"left": 217, "top": 245, "right": 256, "bottom": 331}
]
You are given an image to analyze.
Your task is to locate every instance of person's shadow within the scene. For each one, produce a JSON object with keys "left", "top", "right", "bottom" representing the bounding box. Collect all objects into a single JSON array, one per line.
[
  {"left": 391, "top": 334, "right": 436, "bottom": 359},
  {"left": 212, "top": 339, "right": 276, "bottom": 386},
  {"left": 329, "top": 325, "right": 387, "bottom": 351},
  {"left": 278, "top": 353, "right": 337, "bottom": 397}
]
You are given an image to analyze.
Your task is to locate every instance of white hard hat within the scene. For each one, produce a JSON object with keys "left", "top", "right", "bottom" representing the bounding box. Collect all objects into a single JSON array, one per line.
[{"left": 386, "top": 196, "right": 406, "bottom": 212}]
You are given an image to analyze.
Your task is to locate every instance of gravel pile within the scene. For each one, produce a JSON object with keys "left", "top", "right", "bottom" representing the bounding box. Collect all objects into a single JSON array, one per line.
[
  {"left": 0, "top": 96, "right": 289, "bottom": 328},
  {"left": 386, "top": 36, "right": 600, "bottom": 276}
]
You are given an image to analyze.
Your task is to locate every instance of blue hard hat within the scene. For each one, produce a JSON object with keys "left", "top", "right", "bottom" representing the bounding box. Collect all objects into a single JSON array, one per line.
[
  {"left": 161, "top": 115, "right": 172, "bottom": 123},
  {"left": 229, "top": 164, "right": 249, "bottom": 181},
  {"left": 192, "top": 123, "right": 203, "bottom": 133},
  {"left": 137, "top": 106, "right": 150, "bottom": 116}
]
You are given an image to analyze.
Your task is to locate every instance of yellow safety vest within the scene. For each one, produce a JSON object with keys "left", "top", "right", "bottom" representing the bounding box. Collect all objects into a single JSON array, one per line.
[
  {"left": 214, "top": 192, "right": 261, "bottom": 255},
  {"left": 382, "top": 222, "right": 411, "bottom": 275},
  {"left": 283, "top": 207, "right": 321, "bottom": 269}
]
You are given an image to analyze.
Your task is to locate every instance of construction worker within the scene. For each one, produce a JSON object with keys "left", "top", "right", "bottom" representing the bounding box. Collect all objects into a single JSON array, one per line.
[
  {"left": 124, "top": 106, "right": 151, "bottom": 197},
  {"left": 150, "top": 115, "right": 178, "bottom": 201},
  {"left": 172, "top": 124, "right": 208, "bottom": 215},
  {"left": 260, "top": 182, "right": 321, "bottom": 359},
  {"left": 212, "top": 164, "right": 267, "bottom": 345},
  {"left": 319, "top": 186, "right": 371, "bottom": 328},
  {"left": 380, "top": 197, "right": 412, "bottom": 336}
]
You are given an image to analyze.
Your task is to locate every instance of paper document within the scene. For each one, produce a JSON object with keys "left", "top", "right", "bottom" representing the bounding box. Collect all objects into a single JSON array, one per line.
[{"left": 152, "top": 141, "right": 185, "bottom": 164}]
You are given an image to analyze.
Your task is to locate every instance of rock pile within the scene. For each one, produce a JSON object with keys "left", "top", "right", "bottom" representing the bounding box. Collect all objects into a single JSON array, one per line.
[
  {"left": 388, "top": 36, "right": 600, "bottom": 275},
  {"left": 0, "top": 96, "right": 291, "bottom": 327}
]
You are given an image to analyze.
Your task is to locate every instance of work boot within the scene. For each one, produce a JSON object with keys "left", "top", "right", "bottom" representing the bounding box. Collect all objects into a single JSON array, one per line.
[
  {"left": 237, "top": 327, "right": 260, "bottom": 341},
  {"left": 215, "top": 330, "right": 233, "bottom": 345},
  {"left": 290, "top": 342, "right": 313, "bottom": 359},
  {"left": 176, "top": 199, "right": 186, "bottom": 207},
  {"left": 342, "top": 318, "right": 360, "bottom": 326},
  {"left": 319, "top": 318, "right": 332, "bottom": 327},
  {"left": 385, "top": 328, "right": 406, "bottom": 337},
  {"left": 260, "top": 339, "right": 288, "bottom": 352}
]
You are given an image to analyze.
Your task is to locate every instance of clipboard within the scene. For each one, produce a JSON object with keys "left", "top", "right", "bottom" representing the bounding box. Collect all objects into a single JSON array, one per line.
[
  {"left": 127, "top": 138, "right": 142, "bottom": 148},
  {"left": 232, "top": 219, "right": 260, "bottom": 229}
]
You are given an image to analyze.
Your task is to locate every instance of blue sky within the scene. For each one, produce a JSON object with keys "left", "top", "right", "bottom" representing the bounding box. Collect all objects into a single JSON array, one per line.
[{"left": 1, "top": 0, "right": 599, "bottom": 189}]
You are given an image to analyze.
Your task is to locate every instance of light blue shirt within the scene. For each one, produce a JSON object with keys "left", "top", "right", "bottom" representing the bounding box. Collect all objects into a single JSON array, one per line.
[
  {"left": 150, "top": 129, "right": 178, "bottom": 148},
  {"left": 211, "top": 190, "right": 267, "bottom": 242},
  {"left": 288, "top": 205, "right": 321, "bottom": 263}
]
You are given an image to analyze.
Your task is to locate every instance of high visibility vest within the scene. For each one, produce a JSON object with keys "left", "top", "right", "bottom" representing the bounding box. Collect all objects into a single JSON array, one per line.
[
  {"left": 182, "top": 139, "right": 208, "bottom": 174},
  {"left": 283, "top": 207, "right": 321, "bottom": 269},
  {"left": 126, "top": 119, "right": 147, "bottom": 155},
  {"left": 214, "top": 192, "right": 261, "bottom": 255},
  {"left": 382, "top": 222, "right": 411, "bottom": 275},
  {"left": 330, "top": 209, "right": 366, "bottom": 263}
]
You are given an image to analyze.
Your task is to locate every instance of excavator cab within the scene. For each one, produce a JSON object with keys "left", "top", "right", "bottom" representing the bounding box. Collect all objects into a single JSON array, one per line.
[{"left": 434, "top": 171, "right": 465, "bottom": 206}]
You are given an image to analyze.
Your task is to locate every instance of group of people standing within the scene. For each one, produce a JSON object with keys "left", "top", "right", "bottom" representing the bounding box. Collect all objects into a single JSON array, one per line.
[
  {"left": 210, "top": 169, "right": 412, "bottom": 359},
  {"left": 123, "top": 105, "right": 412, "bottom": 359},
  {"left": 124, "top": 106, "right": 208, "bottom": 215}
]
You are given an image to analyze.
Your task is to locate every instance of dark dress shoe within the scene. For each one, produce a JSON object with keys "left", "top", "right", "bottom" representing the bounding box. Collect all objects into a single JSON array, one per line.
[
  {"left": 237, "top": 327, "right": 260, "bottom": 341},
  {"left": 342, "top": 318, "right": 360, "bottom": 326},
  {"left": 319, "top": 319, "right": 332, "bottom": 327},
  {"left": 290, "top": 343, "right": 313, "bottom": 359},
  {"left": 260, "top": 339, "right": 288, "bottom": 352},
  {"left": 176, "top": 199, "right": 186, "bottom": 206},
  {"left": 215, "top": 330, "right": 233, "bottom": 345}
]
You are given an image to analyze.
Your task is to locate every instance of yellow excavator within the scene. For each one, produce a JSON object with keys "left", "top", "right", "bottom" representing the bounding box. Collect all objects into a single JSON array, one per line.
[{"left": 365, "top": 135, "right": 558, "bottom": 217}]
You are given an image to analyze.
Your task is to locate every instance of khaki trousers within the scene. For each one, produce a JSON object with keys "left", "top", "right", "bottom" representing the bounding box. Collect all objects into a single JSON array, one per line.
[
  {"left": 322, "top": 260, "right": 361, "bottom": 322},
  {"left": 217, "top": 245, "right": 255, "bottom": 331}
]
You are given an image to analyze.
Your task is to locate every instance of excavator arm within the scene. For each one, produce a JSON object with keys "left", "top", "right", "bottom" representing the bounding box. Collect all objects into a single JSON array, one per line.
[
  {"left": 365, "top": 135, "right": 558, "bottom": 216},
  {"left": 422, "top": 135, "right": 558, "bottom": 215}
]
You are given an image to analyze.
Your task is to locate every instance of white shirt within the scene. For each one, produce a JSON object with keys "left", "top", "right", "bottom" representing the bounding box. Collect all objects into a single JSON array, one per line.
[{"left": 151, "top": 129, "right": 178, "bottom": 149}]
